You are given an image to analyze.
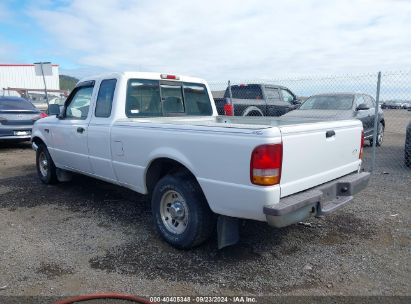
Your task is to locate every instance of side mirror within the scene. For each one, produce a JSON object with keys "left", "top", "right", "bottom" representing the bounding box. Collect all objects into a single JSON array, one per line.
[
  {"left": 48, "top": 104, "right": 61, "bottom": 116},
  {"left": 356, "top": 103, "right": 369, "bottom": 111},
  {"left": 293, "top": 98, "right": 302, "bottom": 105}
]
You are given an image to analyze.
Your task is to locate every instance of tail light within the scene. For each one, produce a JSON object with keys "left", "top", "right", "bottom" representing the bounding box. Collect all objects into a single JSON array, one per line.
[
  {"left": 224, "top": 103, "right": 234, "bottom": 116},
  {"left": 359, "top": 130, "right": 364, "bottom": 159},
  {"left": 250, "top": 144, "right": 282, "bottom": 186},
  {"left": 32, "top": 112, "right": 48, "bottom": 121}
]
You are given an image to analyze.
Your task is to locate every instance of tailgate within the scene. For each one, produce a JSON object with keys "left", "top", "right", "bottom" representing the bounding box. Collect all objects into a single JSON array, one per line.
[{"left": 279, "top": 120, "right": 363, "bottom": 197}]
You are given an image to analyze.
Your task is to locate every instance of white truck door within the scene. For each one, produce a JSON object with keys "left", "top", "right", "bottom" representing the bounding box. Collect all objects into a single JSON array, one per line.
[
  {"left": 87, "top": 78, "right": 118, "bottom": 182},
  {"left": 50, "top": 82, "right": 94, "bottom": 173}
]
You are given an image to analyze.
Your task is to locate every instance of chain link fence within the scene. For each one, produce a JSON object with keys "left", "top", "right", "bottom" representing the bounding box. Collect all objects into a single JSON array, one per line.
[{"left": 209, "top": 71, "right": 411, "bottom": 176}]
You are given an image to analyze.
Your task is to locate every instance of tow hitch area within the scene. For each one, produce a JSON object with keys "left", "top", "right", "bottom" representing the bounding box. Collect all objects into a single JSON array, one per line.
[{"left": 264, "top": 172, "right": 370, "bottom": 228}]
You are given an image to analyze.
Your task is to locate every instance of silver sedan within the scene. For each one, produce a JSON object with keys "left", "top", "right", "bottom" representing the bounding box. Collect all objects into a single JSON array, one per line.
[{"left": 0, "top": 96, "right": 47, "bottom": 142}]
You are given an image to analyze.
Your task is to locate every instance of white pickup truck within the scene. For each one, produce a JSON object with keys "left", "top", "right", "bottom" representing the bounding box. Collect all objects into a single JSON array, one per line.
[{"left": 31, "top": 72, "right": 370, "bottom": 249}]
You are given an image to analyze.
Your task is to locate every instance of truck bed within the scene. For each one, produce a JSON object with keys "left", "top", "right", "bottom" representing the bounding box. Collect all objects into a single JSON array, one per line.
[{"left": 117, "top": 115, "right": 350, "bottom": 131}]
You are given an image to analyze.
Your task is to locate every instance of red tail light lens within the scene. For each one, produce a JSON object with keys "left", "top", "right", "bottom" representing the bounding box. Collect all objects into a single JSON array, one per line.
[
  {"left": 32, "top": 112, "right": 48, "bottom": 121},
  {"left": 160, "top": 74, "right": 180, "bottom": 80},
  {"left": 359, "top": 130, "right": 364, "bottom": 159},
  {"left": 250, "top": 144, "right": 282, "bottom": 186},
  {"left": 224, "top": 104, "right": 234, "bottom": 116}
]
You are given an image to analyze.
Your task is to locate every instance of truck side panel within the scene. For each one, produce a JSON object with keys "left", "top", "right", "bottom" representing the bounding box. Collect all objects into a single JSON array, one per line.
[{"left": 110, "top": 122, "right": 282, "bottom": 220}]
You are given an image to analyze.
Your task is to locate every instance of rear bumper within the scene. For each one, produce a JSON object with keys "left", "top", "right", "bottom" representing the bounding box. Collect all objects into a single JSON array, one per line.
[
  {"left": 0, "top": 135, "right": 31, "bottom": 141},
  {"left": 264, "top": 171, "right": 370, "bottom": 227},
  {"left": 0, "top": 126, "right": 32, "bottom": 141}
]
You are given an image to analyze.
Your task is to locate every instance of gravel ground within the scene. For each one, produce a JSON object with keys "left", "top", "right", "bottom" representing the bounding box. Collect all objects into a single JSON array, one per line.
[{"left": 0, "top": 110, "right": 410, "bottom": 301}]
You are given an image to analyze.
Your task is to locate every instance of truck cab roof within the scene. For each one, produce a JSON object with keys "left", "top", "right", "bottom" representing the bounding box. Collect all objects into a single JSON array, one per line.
[{"left": 78, "top": 72, "right": 208, "bottom": 86}]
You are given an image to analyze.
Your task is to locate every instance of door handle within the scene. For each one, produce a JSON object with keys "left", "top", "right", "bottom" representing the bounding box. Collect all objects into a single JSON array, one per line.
[
  {"left": 326, "top": 130, "right": 335, "bottom": 138},
  {"left": 77, "top": 127, "right": 85, "bottom": 134}
]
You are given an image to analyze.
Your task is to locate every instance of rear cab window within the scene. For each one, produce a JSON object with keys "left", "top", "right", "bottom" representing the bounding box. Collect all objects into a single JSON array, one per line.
[{"left": 125, "top": 79, "right": 212, "bottom": 117}]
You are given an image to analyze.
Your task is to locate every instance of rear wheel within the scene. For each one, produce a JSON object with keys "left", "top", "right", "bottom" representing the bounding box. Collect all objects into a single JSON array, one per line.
[
  {"left": 36, "top": 144, "right": 58, "bottom": 184},
  {"left": 151, "top": 173, "right": 215, "bottom": 249}
]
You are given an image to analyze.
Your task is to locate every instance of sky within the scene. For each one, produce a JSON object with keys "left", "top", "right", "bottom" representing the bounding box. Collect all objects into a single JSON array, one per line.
[{"left": 0, "top": 0, "right": 411, "bottom": 82}]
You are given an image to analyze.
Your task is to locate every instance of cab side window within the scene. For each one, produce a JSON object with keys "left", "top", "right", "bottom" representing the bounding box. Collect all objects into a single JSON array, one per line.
[
  {"left": 65, "top": 86, "right": 94, "bottom": 119},
  {"left": 364, "top": 95, "right": 375, "bottom": 109},
  {"left": 355, "top": 95, "right": 365, "bottom": 108},
  {"left": 281, "top": 89, "right": 294, "bottom": 104},
  {"left": 95, "top": 79, "right": 117, "bottom": 118},
  {"left": 265, "top": 88, "right": 280, "bottom": 100}
]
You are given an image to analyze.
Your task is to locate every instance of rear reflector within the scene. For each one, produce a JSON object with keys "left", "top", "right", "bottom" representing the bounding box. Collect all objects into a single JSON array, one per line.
[
  {"left": 160, "top": 74, "right": 180, "bottom": 80},
  {"left": 224, "top": 103, "right": 234, "bottom": 116},
  {"left": 359, "top": 129, "right": 364, "bottom": 159},
  {"left": 250, "top": 144, "right": 282, "bottom": 186}
]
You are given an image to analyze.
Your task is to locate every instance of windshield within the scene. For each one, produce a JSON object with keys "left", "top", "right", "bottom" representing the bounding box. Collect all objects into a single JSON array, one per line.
[
  {"left": 224, "top": 85, "right": 263, "bottom": 100},
  {"left": 300, "top": 95, "right": 354, "bottom": 110},
  {"left": 0, "top": 98, "right": 38, "bottom": 112}
]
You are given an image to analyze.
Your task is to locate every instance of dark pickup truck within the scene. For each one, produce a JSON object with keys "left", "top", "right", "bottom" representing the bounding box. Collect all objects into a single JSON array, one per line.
[{"left": 214, "top": 83, "right": 301, "bottom": 116}]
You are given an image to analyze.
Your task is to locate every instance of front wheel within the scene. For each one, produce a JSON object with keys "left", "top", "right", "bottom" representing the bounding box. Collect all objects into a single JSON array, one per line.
[
  {"left": 370, "top": 122, "right": 384, "bottom": 147},
  {"left": 151, "top": 173, "right": 215, "bottom": 249},
  {"left": 36, "top": 144, "right": 58, "bottom": 184}
]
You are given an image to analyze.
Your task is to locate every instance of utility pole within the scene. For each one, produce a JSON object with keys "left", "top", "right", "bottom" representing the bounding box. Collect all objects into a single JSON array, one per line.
[
  {"left": 34, "top": 62, "right": 51, "bottom": 106},
  {"left": 371, "top": 71, "right": 381, "bottom": 172}
]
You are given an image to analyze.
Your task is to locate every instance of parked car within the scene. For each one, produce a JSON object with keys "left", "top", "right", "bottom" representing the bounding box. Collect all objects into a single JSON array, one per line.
[
  {"left": 214, "top": 83, "right": 301, "bottom": 117},
  {"left": 0, "top": 96, "right": 47, "bottom": 142},
  {"left": 32, "top": 72, "right": 370, "bottom": 249},
  {"left": 405, "top": 121, "right": 411, "bottom": 167},
  {"left": 282, "top": 93, "right": 385, "bottom": 146},
  {"left": 400, "top": 102, "right": 410, "bottom": 109},
  {"left": 381, "top": 101, "right": 405, "bottom": 109}
]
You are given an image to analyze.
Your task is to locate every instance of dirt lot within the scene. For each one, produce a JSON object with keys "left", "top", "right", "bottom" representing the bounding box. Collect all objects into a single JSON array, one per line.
[{"left": 0, "top": 110, "right": 410, "bottom": 301}]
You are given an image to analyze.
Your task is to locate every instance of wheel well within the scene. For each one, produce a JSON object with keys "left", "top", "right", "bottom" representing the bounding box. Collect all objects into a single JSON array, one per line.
[
  {"left": 243, "top": 106, "right": 263, "bottom": 116},
  {"left": 32, "top": 136, "right": 45, "bottom": 147},
  {"left": 145, "top": 158, "right": 197, "bottom": 195}
]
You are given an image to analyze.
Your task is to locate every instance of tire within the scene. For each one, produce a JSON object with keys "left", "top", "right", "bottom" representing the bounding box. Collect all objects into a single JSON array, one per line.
[
  {"left": 151, "top": 173, "right": 215, "bottom": 249},
  {"left": 370, "top": 122, "right": 384, "bottom": 147},
  {"left": 36, "top": 144, "right": 58, "bottom": 184},
  {"left": 405, "top": 150, "right": 411, "bottom": 168}
]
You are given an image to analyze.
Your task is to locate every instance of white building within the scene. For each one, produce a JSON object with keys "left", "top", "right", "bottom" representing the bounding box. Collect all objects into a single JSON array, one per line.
[{"left": 0, "top": 64, "right": 60, "bottom": 97}]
